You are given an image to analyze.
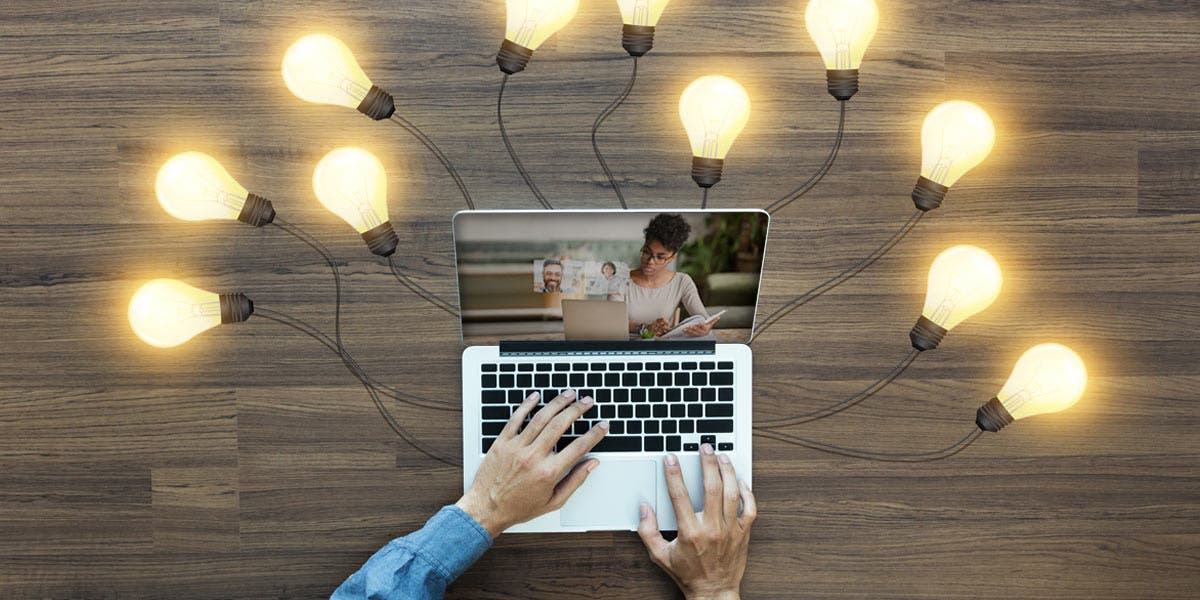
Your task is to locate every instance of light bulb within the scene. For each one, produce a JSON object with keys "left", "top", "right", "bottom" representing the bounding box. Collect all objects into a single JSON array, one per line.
[
  {"left": 911, "top": 100, "right": 996, "bottom": 211},
  {"left": 128, "top": 279, "right": 253, "bottom": 348},
  {"left": 679, "top": 75, "right": 752, "bottom": 188},
  {"left": 616, "top": 0, "right": 672, "bottom": 56},
  {"left": 497, "top": 0, "right": 580, "bottom": 74},
  {"left": 312, "top": 147, "right": 398, "bottom": 257},
  {"left": 155, "top": 152, "right": 275, "bottom": 227},
  {"left": 909, "top": 245, "right": 1002, "bottom": 351},
  {"left": 282, "top": 34, "right": 395, "bottom": 120},
  {"left": 976, "top": 343, "right": 1087, "bottom": 432},
  {"left": 805, "top": 0, "right": 879, "bottom": 100}
]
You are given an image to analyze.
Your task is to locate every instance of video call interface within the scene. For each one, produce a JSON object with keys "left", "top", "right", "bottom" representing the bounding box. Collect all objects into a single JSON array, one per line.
[{"left": 453, "top": 210, "right": 768, "bottom": 346}]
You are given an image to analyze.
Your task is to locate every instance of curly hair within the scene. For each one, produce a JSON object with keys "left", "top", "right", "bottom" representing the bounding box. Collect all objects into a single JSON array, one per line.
[{"left": 643, "top": 213, "right": 691, "bottom": 253}]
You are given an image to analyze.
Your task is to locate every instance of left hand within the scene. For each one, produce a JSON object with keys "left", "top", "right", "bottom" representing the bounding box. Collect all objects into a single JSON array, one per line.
[{"left": 683, "top": 316, "right": 719, "bottom": 337}]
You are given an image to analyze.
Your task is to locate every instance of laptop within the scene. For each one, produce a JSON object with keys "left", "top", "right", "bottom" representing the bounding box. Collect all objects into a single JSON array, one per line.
[{"left": 454, "top": 209, "right": 768, "bottom": 532}]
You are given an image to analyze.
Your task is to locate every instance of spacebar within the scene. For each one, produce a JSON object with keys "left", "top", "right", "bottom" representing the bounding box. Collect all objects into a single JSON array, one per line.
[{"left": 590, "top": 436, "right": 642, "bottom": 452}]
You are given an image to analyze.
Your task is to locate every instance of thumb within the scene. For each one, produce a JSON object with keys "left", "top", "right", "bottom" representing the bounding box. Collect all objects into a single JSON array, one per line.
[
  {"left": 637, "top": 502, "right": 670, "bottom": 564},
  {"left": 549, "top": 459, "right": 599, "bottom": 509}
]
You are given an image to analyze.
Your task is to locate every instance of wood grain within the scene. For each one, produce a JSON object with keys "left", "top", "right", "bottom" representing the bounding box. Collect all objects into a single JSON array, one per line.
[{"left": 1, "top": 0, "right": 1198, "bottom": 598}]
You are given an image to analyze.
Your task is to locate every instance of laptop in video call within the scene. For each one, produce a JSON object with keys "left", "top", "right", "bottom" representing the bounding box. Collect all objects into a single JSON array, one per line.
[{"left": 453, "top": 209, "right": 768, "bottom": 532}]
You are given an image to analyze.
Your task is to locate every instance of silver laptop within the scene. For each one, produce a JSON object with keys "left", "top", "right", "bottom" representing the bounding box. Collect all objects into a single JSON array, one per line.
[{"left": 454, "top": 209, "right": 768, "bottom": 532}]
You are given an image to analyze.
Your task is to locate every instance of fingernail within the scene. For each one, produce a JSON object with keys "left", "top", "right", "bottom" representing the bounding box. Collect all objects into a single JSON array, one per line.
[
  {"left": 665, "top": 454, "right": 678, "bottom": 466},
  {"left": 598, "top": 420, "right": 610, "bottom": 430},
  {"left": 527, "top": 392, "right": 540, "bottom": 401},
  {"left": 580, "top": 395, "right": 594, "bottom": 405},
  {"left": 586, "top": 460, "right": 599, "bottom": 472},
  {"left": 701, "top": 443, "right": 714, "bottom": 455},
  {"left": 639, "top": 503, "right": 649, "bottom": 519},
  {"left": 563, "top": 389, "right": 576, "bottom": 398},
  {"left": 718, "top": 454, "right": 731, "bottom": 464}
]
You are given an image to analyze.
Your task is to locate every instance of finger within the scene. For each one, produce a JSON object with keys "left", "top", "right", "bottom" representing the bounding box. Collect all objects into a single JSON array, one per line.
[
  {"left": 718, "top": 453, "right": 740, "bottom": 526},
  {"left": 499, "top": 391, "right": 541, "bottom": 439},
  {"left": 518, "top": 389, "right": 576, "bottom": 445},
  {"left": 554, "top": 419, "right": 610, "bottom": 469},
  {"left": 535, "top": 395, "right": 597, "bottom": 452},
  {"left": 699, "top": 443, "right": 723, "bottom": 524},
  {"left": 738, "top": 480, "right": 758, "bottom": 529},
  {"left": 662, "top": 453, "right": 699, "bottom": 533},
  {"left": 548, "top": 458, "right": 599, "bottom": 509},
  {"left": 637, "top": 502, "right": 670, "bottom": 565}
]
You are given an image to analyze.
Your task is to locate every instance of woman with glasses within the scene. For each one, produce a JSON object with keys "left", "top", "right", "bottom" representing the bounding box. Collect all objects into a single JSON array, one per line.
[{"left": 625, "top": 213, "right": 720, "bottom": 338}]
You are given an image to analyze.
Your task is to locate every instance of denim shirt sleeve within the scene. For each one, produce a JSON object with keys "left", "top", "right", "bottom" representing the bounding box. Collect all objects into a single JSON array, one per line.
[{"left": 330, "top": 505, "right": 494, "bottom": 600}]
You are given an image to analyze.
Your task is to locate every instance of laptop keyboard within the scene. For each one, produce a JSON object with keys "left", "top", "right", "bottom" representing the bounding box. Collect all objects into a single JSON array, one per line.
[{"left": 478, "top": 360, "right": 737, "bottom": 454}]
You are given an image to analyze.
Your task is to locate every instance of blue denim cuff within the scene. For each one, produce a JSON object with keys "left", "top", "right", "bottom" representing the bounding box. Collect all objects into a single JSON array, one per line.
[{"left": 397, "top": 505, "right": 494, "bottom": 582}]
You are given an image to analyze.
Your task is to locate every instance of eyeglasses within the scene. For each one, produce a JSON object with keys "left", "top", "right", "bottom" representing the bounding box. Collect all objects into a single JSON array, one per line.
[{"left": 640, "top": 247, "right": 676, "bottom": 264}]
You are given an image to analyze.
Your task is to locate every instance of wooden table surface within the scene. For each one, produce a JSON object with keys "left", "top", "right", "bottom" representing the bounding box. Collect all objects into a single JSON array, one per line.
[{"left": 1, "top": 1, "right": 1197, "bottom": 598}]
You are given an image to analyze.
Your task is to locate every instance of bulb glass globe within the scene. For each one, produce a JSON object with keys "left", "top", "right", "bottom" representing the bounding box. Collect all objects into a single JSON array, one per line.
[
  {"left": 805, "top": 0, "right": 879, "bottom": 70},
  {"left": 313, "top": 147, "right": 390, "bottom": 234},
  {"left": 920, "top": 100, "right": 995, "bottom": 187},
  {"left": 922, "top": 245, "right": 1002, "bottom": 330},
  {"left": 128, "top": 279, "right": 222, "bottom": 348},
  {"left": 282, "top": 34, "right": 374, "bottom": 109},
  {"left": 617, "top": 0, "right": 671, "bottom": 26},
  {"left": 679, "top": 75, "right": 752, "bottom": 160},
  {"left": 506, "top": 0, "right": 580, "bottom": 50},
  {"left": 155, "top": 152, "right": 248, "bottom": 222},
  {"left": 997, "top": 343, "right": 1087, "bottom": 420}
]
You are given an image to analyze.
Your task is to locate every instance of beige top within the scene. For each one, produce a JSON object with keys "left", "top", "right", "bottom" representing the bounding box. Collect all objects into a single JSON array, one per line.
[{"left": 625, "top": 272, "right": 707, "bottom": 325}]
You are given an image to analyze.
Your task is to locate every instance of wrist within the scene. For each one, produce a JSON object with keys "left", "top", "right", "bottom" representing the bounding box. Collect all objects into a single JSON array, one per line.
[{"left": 454, "top": 493, "right": 508, "bottom": 538}]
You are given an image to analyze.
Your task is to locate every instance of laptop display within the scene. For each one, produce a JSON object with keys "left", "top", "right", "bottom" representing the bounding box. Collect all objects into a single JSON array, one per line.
[{"left": 452, "top": 210, "right": 769, "bottom": 346}]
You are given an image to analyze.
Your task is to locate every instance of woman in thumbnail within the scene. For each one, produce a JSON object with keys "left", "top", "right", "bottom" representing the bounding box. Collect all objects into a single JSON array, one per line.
[{"left": 626, "top": 214, "right": 719, "bottom": 337}]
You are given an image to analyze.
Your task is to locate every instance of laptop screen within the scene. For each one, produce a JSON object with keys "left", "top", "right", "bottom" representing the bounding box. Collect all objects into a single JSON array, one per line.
[{"left": 452, "top": 209, "right": 769, "bottom": 346}]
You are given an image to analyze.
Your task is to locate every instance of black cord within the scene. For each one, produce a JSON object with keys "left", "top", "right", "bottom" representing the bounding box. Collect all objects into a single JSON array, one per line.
[
  {"left": 591, "top": 57, "right": 638, "bottom": 210},
  {"left": 766, "top": 100, "right": 847, "bottom": 214},
  {"left": 256, "top": 308, "right": 461, "bottom": 467},
  {"left": 498, "top": 74, "right": 553, "bottom": 209},
  {"left": 756, "top": 349, "right": 920, "bottom": 429},
  {"left": 701, "top": 187, "right": 709, "bottom": 210},
  {"left": 271, "top": 218, "right": 344, "bottom": 350},
  {"left": 757, "top": 427, "right": 983, "bottom": 463},
  {"left": 750, "top": 210, "right": 924, "bottom": 343},
  {"left": 388, "top": 114, "right": 475, "bottom": 210},
  {"left": 386, "top": 256, "right": 459, "bottom": 317}
]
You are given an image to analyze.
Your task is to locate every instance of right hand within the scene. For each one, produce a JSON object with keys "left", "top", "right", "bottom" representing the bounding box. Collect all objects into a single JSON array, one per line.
[
  {"left": 649, "top": 318, "right": 672, "bottom": 336},
  {"left": 637, "top": 445, "right": 757, "bottom": 600}
]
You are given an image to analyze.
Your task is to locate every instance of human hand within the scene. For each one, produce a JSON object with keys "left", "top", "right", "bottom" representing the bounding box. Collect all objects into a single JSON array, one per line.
[
  {"left": 456, "top": 390, "right": 609, "bottom": 537},
  {"left": 683, "top": 316, "right": 719, "bottom": 337},
  {"left": 637, "top": 445, "right": 757, "bottom": 600},
  {"left": 650, "top": 318, "right": 672, "bottom": 336}
]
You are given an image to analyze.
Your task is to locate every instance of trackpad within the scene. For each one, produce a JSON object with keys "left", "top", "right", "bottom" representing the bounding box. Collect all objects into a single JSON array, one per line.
[{"left": 561, "top": 460, "right": 657, "bottom": 530}]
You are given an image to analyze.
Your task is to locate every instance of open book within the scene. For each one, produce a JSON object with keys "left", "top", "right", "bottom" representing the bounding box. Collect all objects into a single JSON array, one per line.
[{"left": 658, "top": 310, "right": 727, "bottom": 340}]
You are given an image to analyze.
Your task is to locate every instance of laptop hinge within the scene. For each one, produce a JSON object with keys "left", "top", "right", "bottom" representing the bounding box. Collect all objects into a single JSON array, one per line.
[{"left": 499, "top": 340, "right": 716, "bottom": 356}]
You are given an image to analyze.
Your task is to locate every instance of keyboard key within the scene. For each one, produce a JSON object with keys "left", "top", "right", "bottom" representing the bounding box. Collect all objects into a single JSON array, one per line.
[
  {"left": 670, "top": 404, "right": 685, "bottom": 418},
  {"left": 482, "top": 390, "right": 505, "bottom": 404},
  {"left": 618, "top": 405, "right": 633, "bottom": 419},
  {"left": 645, "top": 421, "right": 659, "bottom": 434},
  {"left": 639, "top": 373, "right": 655, "bottom": 386},
  {"left": 644, "top": 436, "right": 664, "bottom": 451},
  {"left": 718, "top": 442, "right": 734, "bottom": 451},
  {"left": 666, "top": 388, "right": 681, "bottom": 403},
  {"left": 710, "top": 372, "right": 733, "bottom": 386},
  {"left": 517, "top": 374, "right": 532, "bottom": 388},
  {"left": 482, "top": 406, "right": 510, "bottom": 420},
  {"left": 646, "top": 362, "right": 662, "bottom": 370},
  {"left": 684, "top": 388, "right": 699, "bottom": 403},
  {"left": 662, "top": 420, "right": 677, "bottom": 434},
  {"left": 657, "top": 373, "right": 672, "bottom": 386},
  {"left": 500, "top": 363, "right": 516, "bottom": 372},
  {"left": 535, "top": 374, "right": 550, "bottom": 387},
  {"left": 626, "top": 362, "right": 643, "bottom": 371},
  {"left": 482, "top": 422, "right": 506, "bottom": 436},
  {"left": 718, "top": 361, "right": 734, "bottom": 370},
  {"left": 586, "top": 373, "right": 601, "bottom": 387},
  {"left": 570, "top": 374, "right": 585, "bottom": 388},
  {"left": 499, "top": 374, "right": 515, "bottom": 388},
  {"left": 707, "top": 404, "right": 733, "bottom": 417},
  {"left": 507, "top": 390, "right": 526, "bottom": 404},
  {"left": 674, "top": 372, "right": 689, "bottom": 386},
  {"left": 536, "top": 363, "right": 552, "bottom": 372},
  {"left": 609, "top": 363, "right": 624, "bottom": 371},
  {"left": 636, "top": 405, "right": 651, "bottom": 419},
  {"left": 700, "top": 361, "right": 715, "bottom": 370},
  {"left": 683, "top": 442, "right": 699, "bottom": 452},
  {"left": 543, "top": 389, "right": 559, "bottom": 402},
  {"left": 605, "top": 373, "right": 621, "bottom": 387},
  {"left": 590, "top": 362, "right": 606, "bottom": 371},
  {"left": 718, "top": 388, "right": 734, "bottom": 402},
  {"left": 701, "top": 388, "right": 716, "bottom": 402},
  {"left": 688, "top": 404, "right": 704, "bottom": 418},
  {"left": 627, "top": 421, "right": 642, "bottom": 434},
  {"left": 578, "top": 389, "right": 594, "bottom": 402},
  {"left": 682, "top": 362, "right": 697, "bottom": 370},
  {"left": 593, "top": 436, "right": 642, "bottom": 452},
  {"left": 693, "top": 372, "right": 707, "bottom": 386},
  {"left": 601, "top": 405, "right": 616, "bottom": 419},
  {"left": 698, "top": 420, "right": 733, "bottom": 433},
  {"left": 572, "top": 362, "right": 589, "bottom": 371},
  {"left": 518, "top": 363, "right": 534, "bottom": 372},
  {"left": 700, "top": 434, "right": 717, "bottom": 446},
  {"left": 574, "top": 421, "right": 589, "bottom": 435},
  {"left": 614, "top": 389, "right": 629, "bottom": 403},
  {"left": 664, "top": 362, "right": 679, "bottom": 370},
  {"left": 648, "top": 389, "right": 663, "bottom": 403},
  {"left": 622, "top": 373, "right": 637, "bottom": 387},
  {"left": 610, "top": 421, "right": 625, "bottom": 434},
  {"left": 632, "top": 389, "right": 647, "bottom": 403},
  {"left": 597, "top": 389, "right": 612, "bottom": 403},
  {"left": 482, "top": 438, "right": 497, "bottom": 452},
  {"left": 653, "top": 405, "right": 668, "bottom": 418},
  {"left": 552, "top": 374, "right": 567, "bottom": 387},
  {"left": 679, "top": 420, "right": 695, "bottom": 434},
  {"left": 482, "top": 364, "right": 498, "bottom": 372},
  {"left": 666, "top": 436, "right": 682, "bottom": 451},
  {"left": 554, "top": 363, "right": 570, "bottom": 371},
  {"left": 481, "top": 374, "right": 497, "bottom": 388}
]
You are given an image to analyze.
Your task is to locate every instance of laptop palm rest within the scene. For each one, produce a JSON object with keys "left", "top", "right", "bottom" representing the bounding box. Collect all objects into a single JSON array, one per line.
[{"left": 560, "top": 460, "right": 657, "bottom": 530}]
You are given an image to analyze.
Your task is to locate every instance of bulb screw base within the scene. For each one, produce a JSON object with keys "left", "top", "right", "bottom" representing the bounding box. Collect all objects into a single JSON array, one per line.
[
  {"left": 909, "top": 315, "right": 948, "bottom": 351},
  {"left": 622, "top": 25, "right": 656, "bottom": 56},
  {"left": 356, "top": 85, "right": 396, "bottom": 121},
  {"left": 826, "top": 69, "right": 859, "bottom": 101},
  {"left": 362, "top": 221, "right": 399, "bottom": 257},
  {"left": 237, "top": 193, "right": 276, "bottom": 227},
  {"left": 691, "top": 157, "right": 724, "bottom": 188},
  {"left": 911, "top": 176, "right": 949, "bottom": 212},
  {"left": 497, "top": 40, "right": 534, "bottom": 74},
  {"left": 219, "top": 293, "right": 254, "bottom": 324},
  {"left": 976, "top": 397, "right": 1014, "bottom": 432}
]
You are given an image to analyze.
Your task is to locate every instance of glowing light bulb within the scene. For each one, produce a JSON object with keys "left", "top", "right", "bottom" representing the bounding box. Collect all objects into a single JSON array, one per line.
[
  {"left": 976, "top": 344, "right": 1087, "bottom": 432},
  {"left": 911, "top": 100, "right": 996, "bottom": 211},
  {"left": 155, "top": 152, "right": 275, "bottom": 227},
  {"left": 805, "top": 0, "right": 879, "bottom": 100},
  {"left": 497, "top": 0, "right": 580, "bottom": 74},
  {"left": 909, "top": 245, "right": 1002, "bottom": 351},
  {"left": 312, "top": 147, "right": 398, "bottom": 257},
  {"left": 616, "top": 0, "right": 672, "bottom": 56},
  {"left": 679, "top": 75, "right": 752, "bottom": 188},
  {"left": 282, "top": 34, "right": 395, "bottom": 120},
  {"left": 128, "top": 279, "right": 253, "bottom": 348}
]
